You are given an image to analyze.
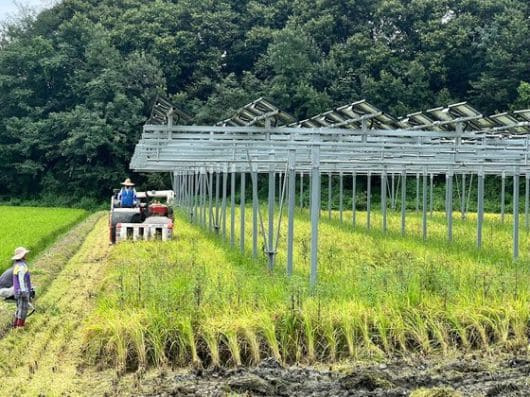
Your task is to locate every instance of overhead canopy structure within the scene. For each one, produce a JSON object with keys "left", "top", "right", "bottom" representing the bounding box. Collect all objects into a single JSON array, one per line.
[
  {"left": 130, "top": 97, "right": 530, "bottom": 282},
  {"left": 131, "top": 97, "right": 530, "bottom": 176}
]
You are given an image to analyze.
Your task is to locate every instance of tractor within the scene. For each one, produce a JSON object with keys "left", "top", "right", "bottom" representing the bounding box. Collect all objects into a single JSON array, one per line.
[{"left": 109, "top": 190, "right": 175, "bottom": 243}]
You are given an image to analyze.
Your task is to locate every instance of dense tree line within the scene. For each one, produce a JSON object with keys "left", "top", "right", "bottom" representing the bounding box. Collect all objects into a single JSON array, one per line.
[{"left": 0, "top": 0, "right": 528, "bottom": 201}]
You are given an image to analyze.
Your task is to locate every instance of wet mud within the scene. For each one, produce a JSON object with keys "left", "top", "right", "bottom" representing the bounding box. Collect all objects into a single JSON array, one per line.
[{"left": 132, "top": 354, "right": 530, "bottom": 396}]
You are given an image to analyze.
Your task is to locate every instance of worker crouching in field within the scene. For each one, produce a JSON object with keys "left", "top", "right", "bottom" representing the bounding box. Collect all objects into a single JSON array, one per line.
[{"left": 12, "top": 247, "right": 32, "bottom": 328}]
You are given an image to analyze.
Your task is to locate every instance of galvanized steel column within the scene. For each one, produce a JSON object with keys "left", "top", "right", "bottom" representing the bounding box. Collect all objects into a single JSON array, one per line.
[
  {"left": 352, "top": 171, "right": 357, "bottom": 227},
  {"left": 422, "top": 171, "right": 427, "bottom": 241},
  {"left": 524, "top": 174, "right": 530, "bottom": 232},
  {"left": 429, "top": 173, "right": 434, "bottom": 216},
  {"left": 339, "top": 172, "right": 344, "bottom": 223},
  {"left": 381, "top": 170, "right": 387, "bottom": 232},
  {"left": 401, "top": 170, "right": 406, "bottom": 236},
  {"left": 240, "top": 171, "right": 246, "bottom": 253},
  {"left": 415, "top": 173, "right": 420, "bottom": 212},
  {"left": 221, "top": 165, "right": 228, "bottom": 239},
  {"left": 390, "top": 173, "right": 396, "bottom": 210},
  {"left": 252, "top": 162, "right": 258, "bottom": 258},
  {"left": 367, "top": 172, "right": 371, "bottom": 230},
  {"left": 328, "top": 172, "right": 332, "bottom": 220},
  {"left": 477, "top": 171, "right": 485, "bottom": 249},
  {"left": 461, "top": 173, "right": 466, "bottom": 219},
  {"left": 309, "top": 136, "right": 321, "bottom": 289},
  {"left": 215, "top": 170, "right": 220, "bottom": 234},
  {"left": 501, "top": 172, "right": 506, "bottom": 223},
  {"left": 230, "top": 164, "right": 236, "bottom": 247},
  {"left": 513, "top": 172, "right": 520, "bottom": 260},
  {"left": 208, "top": 169, "right": 213, "bottom": 231},
  {"left": 268, "top": 152, "right": 276, "bottom": 271},
  {"left": 446, "top": 171, "right": 453, "bottom": 242},
  {"left": 287, "top": 150, "right": 296, "bottom": 277},
  {"left": 300, "top": 172, "right": 304, "bottom": 209}
]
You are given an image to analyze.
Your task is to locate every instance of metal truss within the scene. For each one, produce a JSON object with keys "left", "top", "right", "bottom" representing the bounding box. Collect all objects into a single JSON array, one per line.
[{"left": 131, "top": 97, "right": 530, "bottom": 287}]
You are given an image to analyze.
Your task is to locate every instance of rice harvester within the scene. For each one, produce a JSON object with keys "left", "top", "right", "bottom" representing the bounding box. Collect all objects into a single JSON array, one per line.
[{"left": 109, "top": 190, "right": 175, "bottom": 243}]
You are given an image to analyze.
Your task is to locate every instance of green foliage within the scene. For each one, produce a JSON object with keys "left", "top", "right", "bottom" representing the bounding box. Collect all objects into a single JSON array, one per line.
[{"left": 0, "top": 0, "right": 528, "bottom": 200}]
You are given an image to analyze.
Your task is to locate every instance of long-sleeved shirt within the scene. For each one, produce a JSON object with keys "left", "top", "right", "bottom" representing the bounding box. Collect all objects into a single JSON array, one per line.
[{"left": 13, "top": 261, "right": 31, "bottom": 294}]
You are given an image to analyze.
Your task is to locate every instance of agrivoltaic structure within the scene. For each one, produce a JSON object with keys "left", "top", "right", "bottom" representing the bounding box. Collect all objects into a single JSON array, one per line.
[{"left": 131, "top": 97, "right": 530, "bottom": 287}]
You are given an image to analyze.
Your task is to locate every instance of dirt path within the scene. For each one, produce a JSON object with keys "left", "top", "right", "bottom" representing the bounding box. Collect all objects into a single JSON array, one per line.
[{"left": 0, "top": 216, "right": 115, "bottom": 395}]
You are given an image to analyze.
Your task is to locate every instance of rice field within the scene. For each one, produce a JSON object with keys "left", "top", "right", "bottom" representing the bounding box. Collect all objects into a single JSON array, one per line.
[
  {"left": 0, "top": 206, "right": 88, "bottom": 272},
  {"left": 83, "top": 207, "right": 530, "bottom": 371}
]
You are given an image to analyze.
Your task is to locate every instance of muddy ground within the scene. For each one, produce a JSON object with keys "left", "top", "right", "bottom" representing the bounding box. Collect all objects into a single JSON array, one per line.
[{"left": 128, "top": 354, "right": 530, "bottom": 397}]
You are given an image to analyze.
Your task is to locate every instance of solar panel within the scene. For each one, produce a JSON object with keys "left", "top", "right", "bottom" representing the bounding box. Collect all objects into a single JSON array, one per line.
[
  {"left": 293, "top": 100, "right": 398, "bottom": 130},
  {"left": 217, "top": 97, "right": 296, "bottom": 127},
  {"left": 489, "top": 111, "right": 530, "bottom": 134},
  {"left": 513, "top": 109, "right": 530, "bottom": 122},
  {"left": 148, "top": 96, "right": 192, "bottom": 125}
]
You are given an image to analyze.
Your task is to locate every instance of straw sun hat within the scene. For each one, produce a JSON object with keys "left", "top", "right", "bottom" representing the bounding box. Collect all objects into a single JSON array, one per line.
[
  {"left": 12, "top": 247, "right": 30, "bottom": 261},
  {"left": 121, "top": 178, "right": 135, "bottom": 187}
]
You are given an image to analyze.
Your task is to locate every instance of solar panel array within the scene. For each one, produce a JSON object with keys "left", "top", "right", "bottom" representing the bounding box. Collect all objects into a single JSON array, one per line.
[{"left": 130, "top": 97, "right": 530, "bottom": 176}]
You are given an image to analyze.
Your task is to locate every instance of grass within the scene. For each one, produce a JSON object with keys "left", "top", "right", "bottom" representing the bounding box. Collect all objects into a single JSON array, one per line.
[
  {"left": 83, "top": 206, "right": 530, "bottom": 371},
  {"left": 0, "top": 206, "right": 88, "bottom": 272}
]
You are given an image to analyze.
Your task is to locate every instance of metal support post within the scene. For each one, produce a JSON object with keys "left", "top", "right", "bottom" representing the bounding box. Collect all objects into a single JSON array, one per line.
[
  {"left": 477, "top": 172, "right": 485, "bottom": 249},
  {"left": 367, "top": 172, "right": 371, "bottom": 230},
  {"left": 422, "top": 171, "right": 427, "bottom": 241},
  {"left": 309, "top": 137, "right": 321, "bottom": 289},
  {"left": 251, "top": 161, "right": 258, "bottom": 258},
  {"left": 416, "top": 173, "right": 420, "bottom": 212},
  {"left": 202, "top": 171, "right": 207, "bottom": 227},
  {"left": 524, "top": 174, "right": 530, "bottom": 232},
  {"left": 446, "top": 171, "right": 453, "bottom": 242},
  {"left": 268, "top": 152, "right": 276, "bottom": 271},
  {"left": 221, "top": 165, "right": 228, "bottom": 239},
  {"left": 240, "top": 171, "right": 246, "bottom": 253},
  {"left": 287, "top": 150, "right": 296, "bottom": 277},
  {"left": 230, "top": 165, "right": 236, "bottom": 247},
  {"left": 401, "top": 171, "right": 406, "bottom": 236},
  {"left": 513, "top": 172, "right": 520, "bottom": 260},
  {"left": 215, "top": 170, "right": 220, "bottom": 234},
  {"left": 339, "top": 172, "right": 344, "bottom": 223},
  {"left": 501, "top": 172, "right": 506, "bottom": 223},
  {"left": 461, "top": 173, "right": 466, "bottom": 219},
  {"left": 390, "top": 173, "right": 396, "bottom": 210},
  {"left": 429, "top": 173, "right": 434, "bottom": 216},
  {"left": 382, "top": 170, "right": 387, "bottom": 232},
  {"left": 278, "top": 172, "right": 282, "bottom": 206},
  {"left": 208, "top": 169, "right": 213, "bottom": 231},
  {"left": 300, "top": 172, "right": 304, "bottom": 209},
  {"left": 328, "top": 173, "right": 332, "bottom": 220},
  {"left": 352, "top": 172, "right": 357, "bottom": 227}
]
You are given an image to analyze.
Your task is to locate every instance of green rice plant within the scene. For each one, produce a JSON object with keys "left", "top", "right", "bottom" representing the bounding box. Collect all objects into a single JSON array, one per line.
[{"left": 0, "top": 206, "right": 87, "bottom": 272}]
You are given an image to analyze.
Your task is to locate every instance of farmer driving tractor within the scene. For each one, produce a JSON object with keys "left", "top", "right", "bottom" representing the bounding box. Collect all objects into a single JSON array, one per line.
[{"left": 117, "top": 178, "right": 138, "bottom": 208}]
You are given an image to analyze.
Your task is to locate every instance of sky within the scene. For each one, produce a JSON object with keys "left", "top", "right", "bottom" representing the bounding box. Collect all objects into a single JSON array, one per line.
[{"left": 0, "top": 0, "right": 51, "bottom": 22}]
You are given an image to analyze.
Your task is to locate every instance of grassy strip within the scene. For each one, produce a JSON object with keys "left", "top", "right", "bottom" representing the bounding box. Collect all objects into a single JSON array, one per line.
[
  {"left": 0, "top": 212, "right": 104, "bottom": 337},
  {"left": 84, "top": 210, "right": 530, "bottom": 371}
]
